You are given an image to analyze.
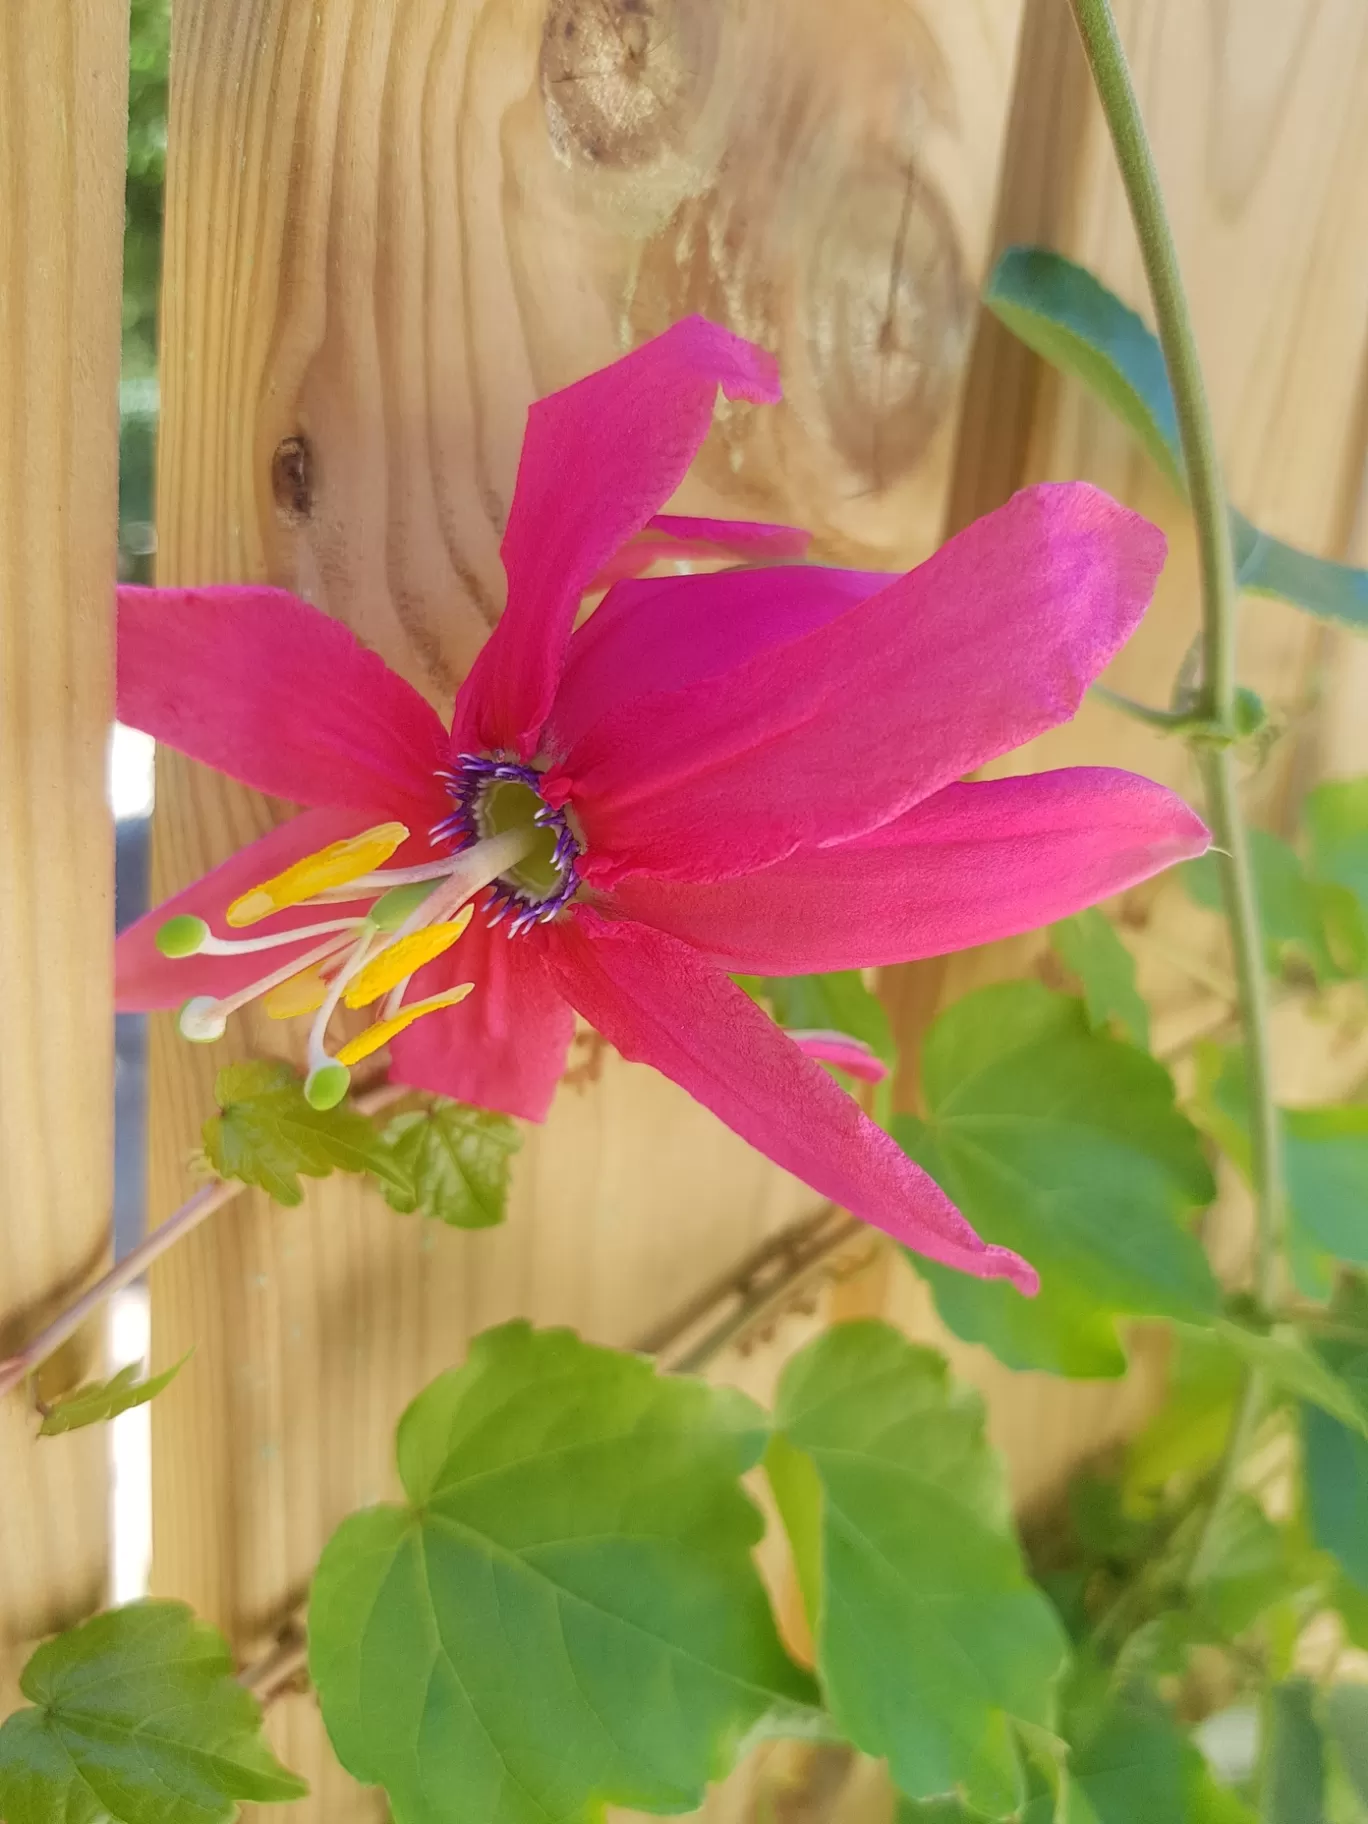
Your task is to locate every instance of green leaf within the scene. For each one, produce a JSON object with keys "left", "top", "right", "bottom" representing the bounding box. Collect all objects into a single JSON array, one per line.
[
  {"left": 986, "top": 247, "right": 1368, "bottom": 637},
  {"left": 1232, "top": 511, "right": 1368, "bottom": 634},
  {"left": 376, "top": 1099, "right": 519, "bottom": 1228},
  {"left": 1064, "top": 1698, "right": 1227, "bottom": 1824},
  {"left": 1184, "top": 833, "right": 1348, "bottom": 981},
  {"left": 1262, "top": 1682, "right": 1326, "bottom": 1824},
  {"left": 309, "top": 1322, "right": 809, "bottom": 1824},
  {"left": 1308, "top": 779, "right": 1368, "bottom": 912},
  {"left": 1302, "top": 1349, "right": 1368, "bottom": 1594},
  {"left": 39, "top": 1353, "right": 190, "bottom": 1436},
  {"left": 1188, "top": 1493, "right": 1309, "bottom": 1640},
  {"left": 1049, "top": 910, "right": 1150, "bottom": 1050},
  {"left": 1323, "top": 1687, "right": 1368, "bottom": 1811},
  {"left": 0, "top": 1601, "right": 306, "bottom": 1824},
  {"left": 897, "top": 983, "right": 1217, "bottom": 1376},
  {"left": 1191, "top": 1046, "right": 1368, "bottom": 1290},
  {"left": 769, "top": 1322, "right": 1068, "bottom": 1815},
  {"left": 203, "top": 1060, "right": 412, "bottom": 1207},
  {"left": 1203, "top": 1322, "right": 1368, "bottom": 1437},
  {"left": 1125, "top": 1329, "right": 1243, "bottom": 1502},
  {"left": 984, "top": 246, "right": 1185, "bottom": 492},
  {"left": 737, "top": 970, "right": 894, "bottom": 1064}
]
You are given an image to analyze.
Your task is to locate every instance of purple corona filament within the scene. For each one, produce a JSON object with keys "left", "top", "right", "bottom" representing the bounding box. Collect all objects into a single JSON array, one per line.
[{"left": 434, "top": 754, "right": 582, "bottom": 935}]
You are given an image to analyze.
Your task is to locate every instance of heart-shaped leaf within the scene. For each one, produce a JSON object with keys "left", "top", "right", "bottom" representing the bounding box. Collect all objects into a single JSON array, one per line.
[
  {"left": 376, "top": 1098, "right": 519, "bottom": 1228},
  {"left": 897, "top": 983, "right": 1216, "bottom": 1376},
  {"left": 309, "top": 1322, "right": 809, "bottom": 1824},
  {"left": 769, "top": 1322, "right": 1068, "bottom": 1815},
  {"left": 203, "top": 1060, "right": 411, "bottom": 1206},
  {"left": 1049, "top": 910, "right": 1149, "bottom": 1049},
  {"left": 0, "top": 1601, "right": 306, "bottom": 1824}
]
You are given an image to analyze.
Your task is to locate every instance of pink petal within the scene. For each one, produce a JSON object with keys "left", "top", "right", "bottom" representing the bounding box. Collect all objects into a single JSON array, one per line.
[
  {"left": 607, "top": 768, "right": 1208, "bottom": 972},
  {"left": 118, "top": 586, "right": 450, "bottom": 821},
  {"left": 546, "top": 564, "right": 888, "bottom": 759},
  {"left": 450, "top": 319, "right": 782, "bottom": 760},
  {"left": 116, "top": 806, "right": 385, "bottom": 1009},
  {"left": 558, "top": 485, "right": 1167, "bottom": 886},
  {"left": 587, "top": 514, "right": 811, "bottom": 591},
  {"left": 389, "top": 912, "right": 575, "bottom": 1123},
  {"left": 545, "top": 912, "right": 1036, "bottom": 1291},
  {"left": 790, "top": 1032, "right": 889, "bottom": 1084}
]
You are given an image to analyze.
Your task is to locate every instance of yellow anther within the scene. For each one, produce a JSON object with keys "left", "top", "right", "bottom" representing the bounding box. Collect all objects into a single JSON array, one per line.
[
  {"left": 262, "top": 964, "right": 331, "bottom": 1021},
  {"left": 342, "top": 908, "right": 474, "bottom": 1010},
  {"left": 226, "top": 823, "right": 410, "bottom": 927},
  {"left": 335, "top": 984, "right": 475, "bottom": 1067}
]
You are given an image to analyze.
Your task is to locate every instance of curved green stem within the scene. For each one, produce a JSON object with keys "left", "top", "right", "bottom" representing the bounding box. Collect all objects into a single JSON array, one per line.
[
  {"left": 1066, "top": 0, "right": 1286, "bottom": 1585},
  {"left": 1066, "top": 0, "right": 1239, "bottom": 729}
]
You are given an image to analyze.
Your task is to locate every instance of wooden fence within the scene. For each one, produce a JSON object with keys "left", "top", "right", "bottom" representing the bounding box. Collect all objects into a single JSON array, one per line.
[{"left": 4, "top": 0, "right": 1368, "bottom": 1817}]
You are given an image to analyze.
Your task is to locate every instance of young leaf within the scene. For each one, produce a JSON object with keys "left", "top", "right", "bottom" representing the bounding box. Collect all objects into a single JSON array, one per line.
[
  {"left": 984, "top": 246, "right": 1185, "bottom": 491},
  {"left": 1049, "top": 909, "right": 1150, "bottom": 1049},
  {"left": 1262, "top": 1682, "right": 1326, "bottom": 1824},
  {"left": 39, "top": 1353, "right": 189, "bottom": 1436},
  {"left": 769, "top": 1322, "right": 1068, "bottom": 1816},
  {"left": 203, "top": 1060, "right": 412, "bottom": 1207},
  {"left": 986, "top": 246, "right": 1368, "bottom": 635},
  {"left": 309, "top": 1322, "right": 810, "bottom": 1824},
  {"left": 0, "top": 1600, "right": 307, "bottom": 1824},
  {"left": 376, "top": 1099, "right": 519, "bottom": 1228},
  {"left": 736, "top": 970, "right": 894, "bottom": 1065},
  {"left": 896, "top": 983, "right": 1217, "bottom": 1377}
]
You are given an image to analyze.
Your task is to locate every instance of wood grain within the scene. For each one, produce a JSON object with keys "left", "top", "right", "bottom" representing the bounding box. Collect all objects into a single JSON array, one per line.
[
  {"left": 148, "top": 2, "right": 1026, "bottom": 1815},
  {"left": 0, "top": 0, "right": 126, "bottom": 1702}
]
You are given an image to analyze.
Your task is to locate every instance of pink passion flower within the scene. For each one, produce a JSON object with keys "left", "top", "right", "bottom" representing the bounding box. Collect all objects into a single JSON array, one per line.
[{"left": 116, "top": 317, "right": 1209, "bottom": 1295}]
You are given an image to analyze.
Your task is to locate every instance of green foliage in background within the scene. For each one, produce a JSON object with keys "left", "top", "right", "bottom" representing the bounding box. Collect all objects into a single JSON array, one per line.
[{"left": 124, "top": 0, "right": 170, "bottom": 378}]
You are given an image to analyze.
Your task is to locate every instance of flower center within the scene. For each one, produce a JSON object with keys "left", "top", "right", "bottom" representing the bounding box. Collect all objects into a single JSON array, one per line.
[
  {"left": 153, "top": 758, "right": 584, "bottom": 1110},
  {"left": 435, "top": 754, "right": 582, "bottom": 935}
]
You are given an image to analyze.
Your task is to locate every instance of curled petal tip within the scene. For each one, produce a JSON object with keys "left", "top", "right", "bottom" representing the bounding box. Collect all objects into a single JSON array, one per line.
[{"left": 982, "top": 1245, "right": 1040, "bottom": 1297}]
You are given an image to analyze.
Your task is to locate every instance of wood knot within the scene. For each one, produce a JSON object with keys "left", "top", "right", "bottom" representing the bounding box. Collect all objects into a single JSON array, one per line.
[
  {"left": 540, "top": 0, "right": 716, "bottom": 169},
  {"left": 271, "top": 435, "right": 314, "bottom": 523},
  {"left": 808, "top": 163, "right": 970, "bottom": 491}
]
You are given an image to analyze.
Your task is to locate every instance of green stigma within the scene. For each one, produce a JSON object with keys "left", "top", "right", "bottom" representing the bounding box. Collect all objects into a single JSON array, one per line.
[
  {"left": 157, "top": 914, "right": 209, "bottom": 958},
  {"left": 305, "top": 1061, "right": 350, "bottom": 1111}
]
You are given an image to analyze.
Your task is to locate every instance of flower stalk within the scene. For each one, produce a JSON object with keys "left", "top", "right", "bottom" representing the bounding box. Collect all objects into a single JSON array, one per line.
[{"left": 1066, "top": 0, "right": 1286, "bottom": 1585}]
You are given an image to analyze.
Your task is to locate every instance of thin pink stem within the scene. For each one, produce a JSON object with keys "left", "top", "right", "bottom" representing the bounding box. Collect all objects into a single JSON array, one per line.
[
  {"left": 0, "top": 1081, "right": 411, "bottom": 1402},
  {"left": 0, "top": 1180, "right": 240, "bottom": 1400}
]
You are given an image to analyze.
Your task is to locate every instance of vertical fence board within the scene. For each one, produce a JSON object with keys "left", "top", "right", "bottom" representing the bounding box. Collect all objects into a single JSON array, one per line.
[
  {"left": 0, "top": 0, "right": 126, "bottom": 1702},
  {"left": 147, "top": 2, "right": 1027, "bottom": 1814}
]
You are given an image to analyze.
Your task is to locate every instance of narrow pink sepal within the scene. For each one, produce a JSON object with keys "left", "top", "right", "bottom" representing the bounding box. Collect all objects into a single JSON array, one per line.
[
  {"left": 389, "top": 915, "right": 575, "bottom": 1123},
  {"left": 790, "top": 1031, "right": 889, "bottom": 1084},
  {"left": 561, "top": 484, "right": 1168, "bottom": 886},
  {"left": 545, "top": 912, "right": 1037, "bottom": 1292},
  {"left": 451, "top": 318, "right": 782, "bottom": 760},
  {"left": 587, "top": 514, "right": 811, "bottom": 591},
  {"left": 608, "top": 768, "right": 1209, "bottom": 973},
  {"left": 117, "top": 586, "right": 450, "bottom": 822}
]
